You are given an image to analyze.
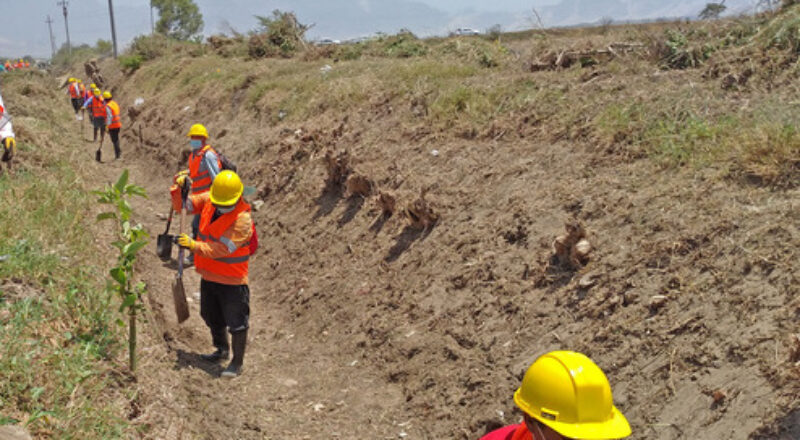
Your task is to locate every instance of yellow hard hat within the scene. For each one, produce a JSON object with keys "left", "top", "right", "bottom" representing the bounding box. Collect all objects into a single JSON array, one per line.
[
  {"left": 90, "top": 83, "right": 97, "bottom": 89},
  {"left": 209, "top": 170, "right": 243, "bottom": 206},
  {"left": 68, "top": 77, "right": 76, "bottom": 82},
  {"left": 186, "top": 123, "right": 209, "bottom": 138},
  {"left": 103, "top": 91, "right": 112, "bottom": 99},
  {"left": 92, "top": 88, "right": 100, "bottom": 96},
  {"left": 514, "top": 351, "right": 631, "bottom": 439}
]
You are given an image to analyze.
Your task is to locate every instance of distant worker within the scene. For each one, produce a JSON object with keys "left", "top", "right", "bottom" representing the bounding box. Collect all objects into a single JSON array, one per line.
[
  {"left": 480, "top": 351, "right": 630, "bottom": 440},
  {"left": 103, "top": 91, "right": 122, "bottom": 160},
  {"left": 0, "top": 95, "right": 16, "bottom": 174},
  {"left": 3, "top": 61, "right": 10, "bottom": 71},
  {"left": 172, "top": 170, "right": 254, "bottom": 378},
  {"left": 67, "top": 78, "right": 83, "bottom": 120},
  {"left": 82, "top": 87, "right": 107, "bottom": 145},
  {"left": 179, "top": 123, "right": 222, "bottom": 263}
]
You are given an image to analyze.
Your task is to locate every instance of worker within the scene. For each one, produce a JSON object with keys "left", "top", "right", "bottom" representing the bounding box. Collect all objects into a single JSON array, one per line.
[
  {"left": 82, "top": 88, "right": 107, "bottom": 145},
  {"left": 3, "top": 61, "right": 10, "bottom": 71},
  {"left": 67, "top": 78, "right": 83, "bottom": 120},
  {"left": 480, "top": 351, "right": 630, "bottom": 440},
  {"left": 84, "top": 84, "right": 97, "bottom": 125},
  {"left": 0, "top": 92, "right": 16, "bottom": 174},
  {"left": 180, "top": 123, "right": 222, "bottom": 264},
  {"left": 77, "top": 80, "right": 87, "bottom": 121},
  {"left": 103, "top": 91, "right": 122, "bottom": 160},
  {"left": 171, "top": 170, "right": 254, "bottom": 378}
]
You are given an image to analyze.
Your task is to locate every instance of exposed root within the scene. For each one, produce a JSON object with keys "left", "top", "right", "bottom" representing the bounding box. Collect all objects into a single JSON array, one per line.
[
  {"left": 376, "top": 191, "right": 396, "bottom": 217},
  {"left": 323, "top": 149, "right": 351, "bottom": 188},
  {"left": 345, "top": 174, "right": 373, "bottom": 198},
  {"left": 405, "top": 190, "right": 439, "bottom": 230},
  {"left": 552, "top": 220, "right": 592, "bottom": 269}
]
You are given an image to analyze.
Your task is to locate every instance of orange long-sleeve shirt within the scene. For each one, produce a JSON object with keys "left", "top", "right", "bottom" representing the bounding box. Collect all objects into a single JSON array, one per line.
[{"left": 171, "top": 185, "right": 253, "bottom": 285}]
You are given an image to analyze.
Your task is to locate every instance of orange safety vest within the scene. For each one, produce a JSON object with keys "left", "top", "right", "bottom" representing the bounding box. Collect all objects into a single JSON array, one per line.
[
  {"left": 195, "top": 200, "right": 252, "bottom": 280},
  {"left": 90, "top": 96, "right": 106, "bottom": 118},
  {"left": 107, "top": 100, "right": 121, "bottom": 129},
  {"left": 78, "top": 83, "right": 86, "bottom": 96},
  {"left": 69, "top": 82, "right": 81, "bottom": 98},
  {"left": 188, "top": 145, "right": 221, "bottom": 194}
]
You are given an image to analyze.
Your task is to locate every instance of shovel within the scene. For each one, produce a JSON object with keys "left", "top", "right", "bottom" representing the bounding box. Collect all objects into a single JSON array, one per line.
[
  {"left": 172, "top": 182, "right": 190, "bottom": 324},
  {"left": 156, "top": 205, "right": 174, "bottom": 261}
]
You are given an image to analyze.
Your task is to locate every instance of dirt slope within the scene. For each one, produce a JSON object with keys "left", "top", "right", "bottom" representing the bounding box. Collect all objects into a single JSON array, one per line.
[{"left": 32, "top": 37, "right": 800, "bottom": 439}]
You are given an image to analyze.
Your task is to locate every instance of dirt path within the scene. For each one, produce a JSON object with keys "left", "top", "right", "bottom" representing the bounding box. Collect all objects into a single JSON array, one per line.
[{"left": 69, "top": 125, "right": 415, "bottom": 439}]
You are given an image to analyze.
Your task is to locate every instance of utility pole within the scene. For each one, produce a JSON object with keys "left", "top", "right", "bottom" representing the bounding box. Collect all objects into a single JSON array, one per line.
[
  {"left": 107, "top": 0, "right": 118, "bottom": 58},
  {"left": 57, "top": 0, "right": 71, "bottom": 55},
  {"left": 45, "top": 15, "right": 57, "bottom": 59},
  {"left": 150, "top": 1, "right": 155, "bottom": 34}
]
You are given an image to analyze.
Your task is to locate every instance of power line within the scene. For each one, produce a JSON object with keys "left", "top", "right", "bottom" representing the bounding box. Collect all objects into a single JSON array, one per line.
[
  {"left": 107, "top": 0, "right": 118, "bottom": 58},
  {"left": 57, "top": 0, "right": 71, "bottom": 55},
  {"left": 45, "top": 15, "right": 57, "bottom": 59}
]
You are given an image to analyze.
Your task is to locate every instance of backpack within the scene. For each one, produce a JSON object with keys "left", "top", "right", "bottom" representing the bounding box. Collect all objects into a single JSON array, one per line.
[{"left": 217, "top": 150, "right": 237, "bottom": 172}]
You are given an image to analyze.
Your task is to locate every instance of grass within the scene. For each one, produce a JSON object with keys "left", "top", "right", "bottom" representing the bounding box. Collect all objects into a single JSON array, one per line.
[
  {"left": 0, "top": 75, "right": 131, "bottom": 438},
  {"left": 117, "top": 10, "right": 800, "bottom": 186}
]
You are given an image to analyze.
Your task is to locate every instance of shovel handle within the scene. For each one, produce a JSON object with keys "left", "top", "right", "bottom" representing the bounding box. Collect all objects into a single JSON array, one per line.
[
  {"left": 163, "top": 204, "right": 174, "bottom": 234},
  {"left": 177, "top": 182, "right": 190, "bottom": 276}
]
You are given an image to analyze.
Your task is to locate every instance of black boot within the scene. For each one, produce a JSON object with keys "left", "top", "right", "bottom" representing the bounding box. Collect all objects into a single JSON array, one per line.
[
  {"left": 221, "top": 329, "right": 247, "bottom": 378},
  {"left": 200, "top": 327, "right": 229, "bottom": 362},
  {"left": 95, "top": 148, "right": 101, "bottom": 162}
]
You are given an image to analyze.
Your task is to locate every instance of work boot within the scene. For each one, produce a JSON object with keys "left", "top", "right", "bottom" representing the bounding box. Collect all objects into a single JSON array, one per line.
[
  {"left": 201, "top": 328, "right": 229, "bottom": 362},
  {"left": 95, "top": 149, "right": 101, "bottom": 162},
  {"left": 221, "top": 329, "right": 247, "bottom": 378}
]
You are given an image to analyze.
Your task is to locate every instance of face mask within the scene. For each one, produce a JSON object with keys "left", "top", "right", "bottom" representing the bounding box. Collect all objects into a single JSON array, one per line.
[
  {"left": 216, "top": 205, "right": 235, "bottom": 214},
  {"left": 190, "top": 139, "right": 203, "bottom": 150}
]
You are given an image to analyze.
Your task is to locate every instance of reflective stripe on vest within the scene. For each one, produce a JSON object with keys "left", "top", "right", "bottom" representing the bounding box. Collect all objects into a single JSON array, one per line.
[
  {"left": 188, "top": 145, "right": 220, "bottom": 195},
  {"left": 90, "top": 97, "right": 106, "bottom": 118},
  {"left": 194, "top": 200, "right": 252, "bottom": 279},
  {"left": 107, "top": 101, "right": 121, "bottom": 129}
]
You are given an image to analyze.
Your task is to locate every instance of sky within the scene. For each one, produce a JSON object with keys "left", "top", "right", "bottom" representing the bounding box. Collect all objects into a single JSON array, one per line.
[{"left": 0, "top": 0, "right": 767, "bottom": 58}]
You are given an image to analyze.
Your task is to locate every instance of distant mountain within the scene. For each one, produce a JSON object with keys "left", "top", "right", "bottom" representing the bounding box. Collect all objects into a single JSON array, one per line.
[{"left": 537, "top": 0, "right": 757, "bottom": 26}]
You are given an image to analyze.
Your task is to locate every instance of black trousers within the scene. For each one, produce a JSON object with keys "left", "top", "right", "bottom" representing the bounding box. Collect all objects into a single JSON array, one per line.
[
  {"left": 200, "top": 279, "right": 250, "bottom": 334},
  {"left": 71, "top": 98, "right": 81, "bottom": 112},
  {"left": 108, "top": 128, "right": 120, "bottom": 157}
]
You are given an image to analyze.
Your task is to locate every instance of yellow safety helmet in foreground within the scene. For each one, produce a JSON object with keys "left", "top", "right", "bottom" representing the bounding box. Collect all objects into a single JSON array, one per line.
[
  {"left": 186, "top": 123, "right": 209, "bottom": 139},
  {"left": 209, "top": 170, "right": 243, "bottom": 206},
  {"left": 92, "top": 88, "right": 100, "bottom": 96},
  {"left": 103, "top": 91, "right": 112, "bottom": 99},
  {"left": 514, "top": 351, "right": 631, "bottom": 439}
]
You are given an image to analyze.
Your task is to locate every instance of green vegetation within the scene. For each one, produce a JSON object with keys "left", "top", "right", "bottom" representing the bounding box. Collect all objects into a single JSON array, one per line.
[
  {"left": 0, "top": 74, "right": 131, "bottom": 438},
  {"left": 152, "top": 0, "right": 204, "bottom": 41},
  {"left": 94, "top": 170, "right": 149, "bottom": 372},
  {"left": 0, "top": 162, "right": 128, "bottom": 437}
]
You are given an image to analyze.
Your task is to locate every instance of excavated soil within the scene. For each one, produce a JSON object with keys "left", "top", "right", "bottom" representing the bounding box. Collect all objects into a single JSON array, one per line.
[{"left": 21, "top": 50, "right": 800, "bottom": 439}]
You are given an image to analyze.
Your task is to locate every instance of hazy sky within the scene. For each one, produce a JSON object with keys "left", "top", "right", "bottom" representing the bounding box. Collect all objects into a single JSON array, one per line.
[{"left": 0, "top": 0, "right": 762, "bottom": 58}]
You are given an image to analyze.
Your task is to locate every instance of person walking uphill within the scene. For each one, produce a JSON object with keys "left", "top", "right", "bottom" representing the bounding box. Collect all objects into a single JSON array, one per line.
[
  {"left": 480, "top": 351, "right": 630, "bottom": 440},
  {"left": 103, "top": 91, "right": 122, "bottom": 160},
  {"left": 67, "top": 78, "right": 83, "bottom": 120},
  {"left": 82, "top": 88, "right": 107, "bottom": 146},
  {"left": 171, "top": 170, "right": 253, "bottom": 378}
]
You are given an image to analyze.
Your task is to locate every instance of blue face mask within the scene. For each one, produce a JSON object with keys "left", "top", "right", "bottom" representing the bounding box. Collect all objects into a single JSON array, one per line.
[{"left": 190, "top": 139, "right": 203, "bottom": 150}]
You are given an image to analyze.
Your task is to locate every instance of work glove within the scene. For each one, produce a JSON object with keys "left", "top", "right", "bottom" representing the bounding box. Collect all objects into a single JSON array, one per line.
[
  {"left": 173, "top": 169, "right": 190, "bottom": 187},
  {"left": 3, "top": 137, "right": 15, "bottom": 153},
  {"left": 175, "top": 233, "right": 196, "bottom": 251}
]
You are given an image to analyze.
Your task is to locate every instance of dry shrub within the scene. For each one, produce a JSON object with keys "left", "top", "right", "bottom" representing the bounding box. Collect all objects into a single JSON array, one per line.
[
  {"left": 733, "top": 122, "right": 800, "bottom": 187},
  {"left": 552, "top": 220, "right": 592, "bottom": 269}
]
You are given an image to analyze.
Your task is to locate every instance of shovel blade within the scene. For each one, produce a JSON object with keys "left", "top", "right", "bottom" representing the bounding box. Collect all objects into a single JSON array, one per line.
[
  {"left": 156, "top": 234, "right": 173, "bottom": 261},
  {"left": 172, "top": 275, "right": 190, "bottom": 324}
]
